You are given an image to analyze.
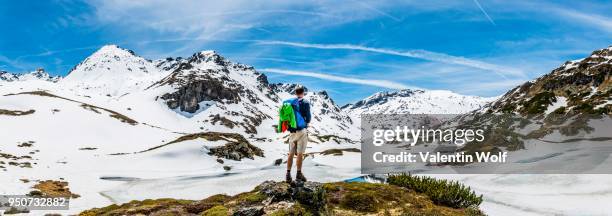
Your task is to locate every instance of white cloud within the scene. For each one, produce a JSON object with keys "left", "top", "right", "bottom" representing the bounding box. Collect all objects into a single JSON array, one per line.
[
  {"left": 255, "top": 40, "right": 525, "bottom": 78},
  {"left": 552, "top": 8, "right": 612, "bottom": 32},
  {"left": 260, "top": 68, "right": 419, "bottom": 90},
  {"left": 456, "top": 79, "right": 524, "bottom": 95}
]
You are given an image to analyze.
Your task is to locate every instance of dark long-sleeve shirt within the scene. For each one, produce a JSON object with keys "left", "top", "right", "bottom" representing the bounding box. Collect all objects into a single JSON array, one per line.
[{"left": 299, "top": 98, "right": 311, "bottom": 125}]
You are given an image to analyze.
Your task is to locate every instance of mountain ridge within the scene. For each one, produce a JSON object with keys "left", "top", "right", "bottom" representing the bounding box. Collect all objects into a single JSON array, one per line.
[
  {"left": 0, "top": 68, "right": 61, "bottom": 82},
  {"left": 343, "top": 89, "right": 496, "bottom": 116}
]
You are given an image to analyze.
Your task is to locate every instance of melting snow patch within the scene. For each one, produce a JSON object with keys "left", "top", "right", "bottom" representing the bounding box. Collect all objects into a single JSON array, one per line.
[
  {"left": 172, "top": 101, "right": 215, "bottom": 118},
  {"left": 545, "top": 96, "right": 567, "bottom": 114}
]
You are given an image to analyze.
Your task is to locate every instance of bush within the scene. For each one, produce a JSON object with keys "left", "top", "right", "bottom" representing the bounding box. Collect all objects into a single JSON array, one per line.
[
  {"left": 521, "top": 92, "right": 556, "bottom": 114},
  {"left": 388, "top": 174, "right": 483, "bottom": 209},
  {"left": 201, "top": 205, "right": 228, "bottom": 216}
]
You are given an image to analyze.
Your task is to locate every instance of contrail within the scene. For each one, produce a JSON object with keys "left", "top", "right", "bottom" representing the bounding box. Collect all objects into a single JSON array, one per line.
[
  {"left": 473, "top": 0, "right": 496, "bottom": 25},
  {"left": 260, "top": 68, "right": 419, "bottom": 90},
  {"left": 354, "top": 1, "right": 401, "bottom": 21},
  {"left": 256, "top": 40, "right": 524, "bottom": 79}
]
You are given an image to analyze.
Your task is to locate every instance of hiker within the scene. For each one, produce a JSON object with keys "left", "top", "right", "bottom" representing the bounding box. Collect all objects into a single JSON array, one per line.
[{"left": 277, "top": 85, "right": 311, "bottom": 183}]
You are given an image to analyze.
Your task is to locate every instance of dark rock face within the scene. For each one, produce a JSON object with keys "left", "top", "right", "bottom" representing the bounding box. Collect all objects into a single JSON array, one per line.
[
  {"left": 160, "top": 76, "right": 241, "bottom": 113},
  {"left": 155, "top": 52, "right": 274, "bottom": 114},
  {"left": 259, "top": 181, "right": 292, "bottom": 202},
  {"left": 257, "top": 180, "right": 326, "bottom": 213},
  {"left": 292, "top": 181, "right": 326, "bottom": 211}
]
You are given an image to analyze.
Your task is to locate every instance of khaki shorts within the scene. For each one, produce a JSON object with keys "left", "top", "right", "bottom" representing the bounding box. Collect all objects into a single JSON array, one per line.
[{"left": 289, "top": 129, "right": 308, "bottom": 154}]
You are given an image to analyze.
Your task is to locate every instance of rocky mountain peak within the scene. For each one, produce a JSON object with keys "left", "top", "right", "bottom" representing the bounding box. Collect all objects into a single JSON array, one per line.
[
  {"left": 62, "top": 44, "right": 164, "bottom": 96},
  {"left": 189, "top": 50, "right": 223, "bottom": 64},
  {"left": 343, "top": 89, "right": 494, "bottom": 115},
  {"left": 95, "top": 44, "right": 137, "bottom": 57},
  {"left": 0, "top": 70, "right": 19, "bottom": 82},
  {"left": 554, "top": 46, "right": 612, "bottom": 76},
  {"left": 343, "top": 89, "right": 420, "bottom": 110},
  {"left": 0, "top": 68, "right": 60, "bottom": 82},
  {"left": 19, "top": 68, "right": 61, "bottom": 82},
  {"left": 270, "top": 83, "right": 308, "bottom": 94},
  {"left": 488, "top": 46, "right": 611, "bottom": 116}
]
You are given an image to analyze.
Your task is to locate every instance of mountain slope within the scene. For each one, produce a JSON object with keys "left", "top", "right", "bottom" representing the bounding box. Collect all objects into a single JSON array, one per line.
[
  {"left": 447, "top": 46, "right": 612, "bottom": 162},
  {"left": 486, "top": 46, "right": 611, "bottom": 115}
]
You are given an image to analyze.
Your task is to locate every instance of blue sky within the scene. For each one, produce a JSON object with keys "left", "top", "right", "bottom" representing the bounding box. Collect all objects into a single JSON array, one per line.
[{"left": 0, "top": 0, "right": 611, "bottom": 105}]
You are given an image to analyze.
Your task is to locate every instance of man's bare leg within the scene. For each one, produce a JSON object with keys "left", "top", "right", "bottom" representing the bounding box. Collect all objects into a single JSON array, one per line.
[
  {"left": 286, "top": 152, "right": 294, "bottom": 182},
  {"left": 287, "top": 152, "right": 294, "bottom": 170},
  {"left": 296, "top": 153, "right": 303, "bottom": 171},
  {"left": 296, "top": 153, "right": 307, "bottom": 181}
]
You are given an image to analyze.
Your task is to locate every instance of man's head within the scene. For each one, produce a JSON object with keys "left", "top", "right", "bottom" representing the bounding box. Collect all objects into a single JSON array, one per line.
[{"left": 294, "top": 85, "right": 305, "bottom": 98}]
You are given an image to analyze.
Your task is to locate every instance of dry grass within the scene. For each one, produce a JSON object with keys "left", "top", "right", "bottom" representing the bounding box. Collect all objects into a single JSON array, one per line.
[
  {"left": 0, "top": 109, "right": 35, "bottom": 116},
  {"left": 6, "top": 91, "right": 138, "bottom": 125},
  {"left": 31, "top": 180, "right": 80, "bottom": 198},
  {"left": 138, "top": 132, "right": 250, "bottom": 153}
]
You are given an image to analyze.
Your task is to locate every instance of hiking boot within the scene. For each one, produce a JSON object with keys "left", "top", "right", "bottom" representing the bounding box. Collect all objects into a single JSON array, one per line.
[
  {"left": 285, "top": 171, "right": 293, "bottom": 183},
  {"left": 296, "top": 171, "right": 307, "bottom": 182}
]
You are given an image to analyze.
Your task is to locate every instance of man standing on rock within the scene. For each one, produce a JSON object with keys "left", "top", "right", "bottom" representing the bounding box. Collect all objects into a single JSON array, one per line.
[{"left": 283, "top": 86, "right": 311, "bottom": 183}]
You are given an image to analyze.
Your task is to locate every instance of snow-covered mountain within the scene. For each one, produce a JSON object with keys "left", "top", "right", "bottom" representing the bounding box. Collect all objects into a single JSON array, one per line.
[
  {"left": 0, "top": 70, "right": 18, "bottom": 81},
  {"left": 0, "top": 68, "right": 61, "bottom": 82},
  {"left": 62, "top": 45, "right": 166, "bottom": 97},
  {"left": 342, "top": 89, "right": 495, "bottom": 116}
]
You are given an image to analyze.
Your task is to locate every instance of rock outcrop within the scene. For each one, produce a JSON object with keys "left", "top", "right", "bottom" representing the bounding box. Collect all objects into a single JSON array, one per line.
[
  {"left": 80, "top": 180, "right": 484, "bottom": 216},
  {"left": 160, "top": 74, "right": 241, "bottom": 113},
  {"left": 208, "top": 141, "right": 264, "bottom": 161}
]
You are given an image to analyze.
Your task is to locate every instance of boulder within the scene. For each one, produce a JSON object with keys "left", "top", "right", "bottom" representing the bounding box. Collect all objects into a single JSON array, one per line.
[
  {"left": 259, "top": 181, "right": 292, "bottom": 202},
  {"left": 233, "top": 206, "right": 264, "bottom": 216},
  {"left": 273, "top": 158, "right": 283, "bottom": 166},
  {"left": 292, "top": 181, "right": 326, "bottom": 211},
  {"left": 208, "top": 141, "right": 264, "bottom": 161}
]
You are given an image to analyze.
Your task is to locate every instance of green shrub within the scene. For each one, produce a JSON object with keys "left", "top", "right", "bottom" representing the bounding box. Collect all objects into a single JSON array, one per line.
[
  {"left": 552, "top": 106, "right": 566, "bottom": 115},
  {"left": 388, "top": 174, "right": 483, "bottom": 209},
  {"left": 521, "top": 92, "right": 556, "bottom": 114},
  {"left": 201, "top": 205, "right": 227, "bottom": 216}
]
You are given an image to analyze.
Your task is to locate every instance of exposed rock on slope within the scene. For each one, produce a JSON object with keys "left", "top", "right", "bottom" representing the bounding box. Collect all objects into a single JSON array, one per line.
[{"left": 154, "top": 51, "right": 275, "bottom": 113}]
